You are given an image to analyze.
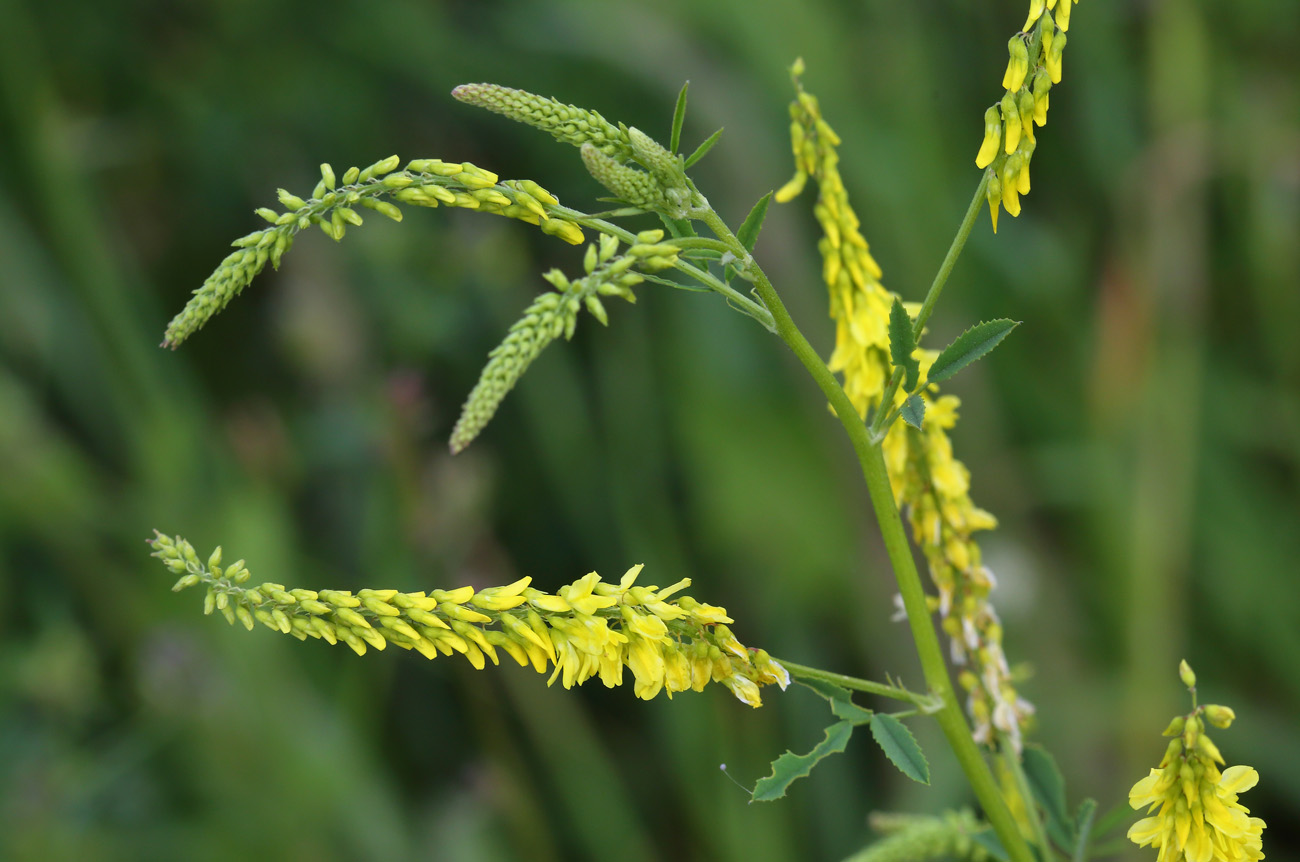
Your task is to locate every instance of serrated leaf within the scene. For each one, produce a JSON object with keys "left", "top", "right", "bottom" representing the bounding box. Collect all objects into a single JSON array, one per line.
[
  {"left": 971, "top": 829, "right": 1012, "bottom": 862},
  {"left": 1072, "top": 798, "right": 1098, "bottom": 862},
  {"left": 901, "top": 394, "right": 925, "bottom": 430},
  {"left": 684, "top": 127, "right": 724, "bottom": 169},
  {"left": 1023, "top": 744, "right": 1073, "bottom": 847},
  {"left": 868, "top": 714, "right": 930, "bottom": 785},
  {"left": 725, "top": 191, "right": 773, "bottom": 283},
  {"left": 831, "top": 698, "right": 874, "bottom": 725},
  {"left": 752, "top": 720, "right": 853, "bottom": 802},
  {"left": 888, "top": 298, "right": 920, "bottom": 390},
  {"left": 670, "top": 81, "right": 689, "bottom": 154},
  {"left": 926, "top": 319, "right": 1019, "bottom": 385},
  {"left": 794, "top": 678, "right": 873, "bottom": 725}
]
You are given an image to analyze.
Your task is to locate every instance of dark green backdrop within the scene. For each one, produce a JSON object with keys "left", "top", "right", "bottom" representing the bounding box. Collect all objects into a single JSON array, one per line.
[{"left": 1, "top": 0, "right": 1296, "bottom": 859}]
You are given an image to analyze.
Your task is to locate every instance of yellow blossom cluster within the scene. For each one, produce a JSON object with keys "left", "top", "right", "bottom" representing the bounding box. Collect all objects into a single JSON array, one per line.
[
  {"left": 1128, "top": 663, "right": 1265, "bottom": 861},
  {"left": 150, "top": 532, "right": 787, "bottom": 707},
  {"left": 776, "top": 65, "right": 1031, "bottom": 748},
  {"left": 975, "top": 0, "right": 1078, "bottom": 231}
]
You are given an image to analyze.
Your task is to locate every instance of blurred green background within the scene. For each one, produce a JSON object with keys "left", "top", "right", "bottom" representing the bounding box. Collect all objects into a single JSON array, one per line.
[{"left": 1, "top": 0, "right": 1296, "bottom": 859}]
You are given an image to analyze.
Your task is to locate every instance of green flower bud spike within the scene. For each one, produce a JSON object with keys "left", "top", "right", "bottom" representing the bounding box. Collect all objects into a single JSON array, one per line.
[
  {"left": 150, "top": 532, "right": 788, "bottom": 706},
  {"left": 448, "top": 235, "right": 679, "bottom": 453},
  {"left": 162, "top": 157, "right": 584, "bottom": 348},
  {"left": 452, "top": 83, "right": 634, "bottom": 161}
]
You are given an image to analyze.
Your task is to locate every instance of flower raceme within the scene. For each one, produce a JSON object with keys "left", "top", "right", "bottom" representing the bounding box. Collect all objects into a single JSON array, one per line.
[
  {"left": 975, "top": 0, "right": 1078, "bottom": 231},
  {"left": 163, "top": 156, "right": 586, "bottom": 349},
  {"left": 1128, "top": 663, "right": 1265, "bottom": 862},
  {"left": 776, "top": 64, "right": 1031, "bottom": 750},
  {"left": 149, "top": 533, "right": 788, "bottom": 707}
]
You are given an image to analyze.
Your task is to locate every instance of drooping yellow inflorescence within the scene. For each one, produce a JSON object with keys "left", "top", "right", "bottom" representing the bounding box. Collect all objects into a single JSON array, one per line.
[
  {"left": 975, "top": 0, "right": 1078, "bottom": 232},
  {"left": 777, "top": 62, "right": 1032, "bottom": 749},
  {"left": 1127, "top": 662, "right": 1265, "bottom": 861},
  {"left": 150, "top": 532, "right": 788, "bottom": 707}
]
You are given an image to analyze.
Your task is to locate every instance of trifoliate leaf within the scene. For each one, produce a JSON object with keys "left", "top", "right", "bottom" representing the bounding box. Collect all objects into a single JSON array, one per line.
[
  {"left": 868, "top": 713, "right": 930, "bottom": 785},
  {"left": 901, "top": 394, "right": 925, "bottom": 430},
  {"left": 926, "top": 319, "right": 1019, "bottom": 384},
  {"left": 888, "top": 298, "right": 920, "bottom": 390},
  {"left": 670, "top": 81, "right": 689, "bottom": 154},
  {"left": 752, "top": 720, "right": 854, "bottom": 802},
  {"left": 684, "top": 127, "right": 724, "bottom": 169}
]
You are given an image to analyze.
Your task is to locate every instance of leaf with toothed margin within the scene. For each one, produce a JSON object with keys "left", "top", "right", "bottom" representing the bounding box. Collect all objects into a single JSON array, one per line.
[
  {"left": 926, "top": 319, "right": 1019, "bottom": 385},
  {"left": 888, "top": 298, "right": 920, "bottom": 391},
  {"left": 670, "top": 81, "right": 689, "bottom": 153},
  {"left": 901, "top": 395, "right": 925, "bottom": 430},
  {"left": 752, "top": 720, "right": 853, "bottom": 802},
  {"left": 869, "top": 713, "right": 930, "bottom": 784}
]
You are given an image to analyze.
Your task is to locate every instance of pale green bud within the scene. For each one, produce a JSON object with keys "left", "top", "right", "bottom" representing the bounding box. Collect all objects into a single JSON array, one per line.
[
  {"left": 320, "top": 162, "right": 336, "bottom": 190},
  {"left": 255, "top": 207, "right": 279, "bottom": 223},
  {"left": 584, "top": 295, "right": 608, "bottom": 326},
  {"left": 1179, "top": 659, "right": 1197, "bottom": 690},
  {"left": 1204, "top": 704, "right": 1235, "bottom": 729},
  {"left": 341, "top": 166, "right": 360, "bottom": 184}
]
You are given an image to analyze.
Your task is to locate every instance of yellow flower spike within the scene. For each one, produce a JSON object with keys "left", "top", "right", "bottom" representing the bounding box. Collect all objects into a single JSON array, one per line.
[
  {"left": 976, "top": 106, "right": 1003, "bottom": 169},
  {"left": 1002, "top": 36, "right": 1031, "bottom": 91},
  {"left": 617, "top": 564, "right": 644, "bottom": 591}
]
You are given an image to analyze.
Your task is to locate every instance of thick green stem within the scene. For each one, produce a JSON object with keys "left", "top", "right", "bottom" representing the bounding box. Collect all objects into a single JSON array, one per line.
[
  {"left": 698, "top": 209, "right": 1033, "bottom": 862},
  {"left": 775, "top": 658, "right": 938, "bottom": 709},
  {"left": 869, "top": 174, "right": 989, "bottom": 437}
]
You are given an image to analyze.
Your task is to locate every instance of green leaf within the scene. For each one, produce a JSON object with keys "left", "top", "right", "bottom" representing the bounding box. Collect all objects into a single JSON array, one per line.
[
  {"left": 638, "top": 271, "right": 709, "bottom": 293},
  {"left": 752, "top": 720, "right": 853, "bottom": 802},
  {"left": 794, "top": 678, "right": 873, "bottom": 725},
  {"left": 737, "top": 192, "right": 772, "bottom": 253},
  {"left": 970, "top": 829, "right": 1012, "bottom": 862},
  {"left": 900, "top": 395, "right": 925, "bottom": 430},
  {"left": 684, "top": 127, "right": 724, "bottom": 169},
  {"left": 658, "top": 213, "right": 697, "bottom": 239},
  {"left": 868, "top": 714, "right": 930, "bottom": 785},
  {"left": 725, "top": 191, "right": 772, "bottom": 283},
  {"left": 926, "top": 319, "right": 1019, "bottom": 385},
  {"left": 1023, "top": 744, "right": 1073, "bottom": 847},
  {"left": 1072, "top": 798, "right": 1098, "bottom": 862},
  {"left": 1088, "top": 798, "right": 1135, "bottom": 842},
  {"left": 888, "top": 298, "right": 920, "bottom": 390},
  {"left": 670, "top": 81, "right": 689, "bottom": 154}
]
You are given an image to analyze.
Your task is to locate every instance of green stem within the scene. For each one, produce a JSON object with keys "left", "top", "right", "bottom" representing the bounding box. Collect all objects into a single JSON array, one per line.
[
  {"left": 1000, "top": 734, "right": 1054, "bottom": 861},
  {"left": 868, "top": 174, "right": 989, "bottom": 438},
  {"left": 697, "top": 208, "right": 1033, "bottom": 862},
  {"left": 775, "top": 659, "right": 938, "bottom": 709},
  {"left": 549, "top": 204, "right": 776, "bottom": 331}
]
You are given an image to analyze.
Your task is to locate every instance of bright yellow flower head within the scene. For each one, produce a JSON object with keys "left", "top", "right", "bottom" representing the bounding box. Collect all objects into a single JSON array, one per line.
[{"left": 1128, "top": 664, "right": 1265, "bottom": 861}]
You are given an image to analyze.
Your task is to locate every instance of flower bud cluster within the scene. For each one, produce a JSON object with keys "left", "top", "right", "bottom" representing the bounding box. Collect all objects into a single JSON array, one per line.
[
  {"left": 449, "top": 232, "right": 680, "bottom": 454},
  {"left": 162, "top": 156, "right": 584, "bottom": 348},
  {"left": 776, "top": 67, "right": 1031, "bottom": 749},
  {"left": 451, "top": 83, "right": 634, "bottom": 162},
  {"left": 150, "top": 532, "right": 787, "bottom": 707},
  {"left": 975, "top": 0, "right": 1078, "bottom": 231},
  {"left": 1127, "top": 664, "right": 1265, "bottom": 861}
]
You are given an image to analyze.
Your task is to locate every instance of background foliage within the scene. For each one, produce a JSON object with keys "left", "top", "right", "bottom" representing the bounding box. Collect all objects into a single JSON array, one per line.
[{"left": 0, "top": 0, "right": 1296, "bottom": 859}]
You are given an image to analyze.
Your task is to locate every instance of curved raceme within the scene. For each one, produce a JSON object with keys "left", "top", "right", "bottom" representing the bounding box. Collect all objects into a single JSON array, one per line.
[{"left": 150, "top": 532, "right": 788, "bottom": 707}]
